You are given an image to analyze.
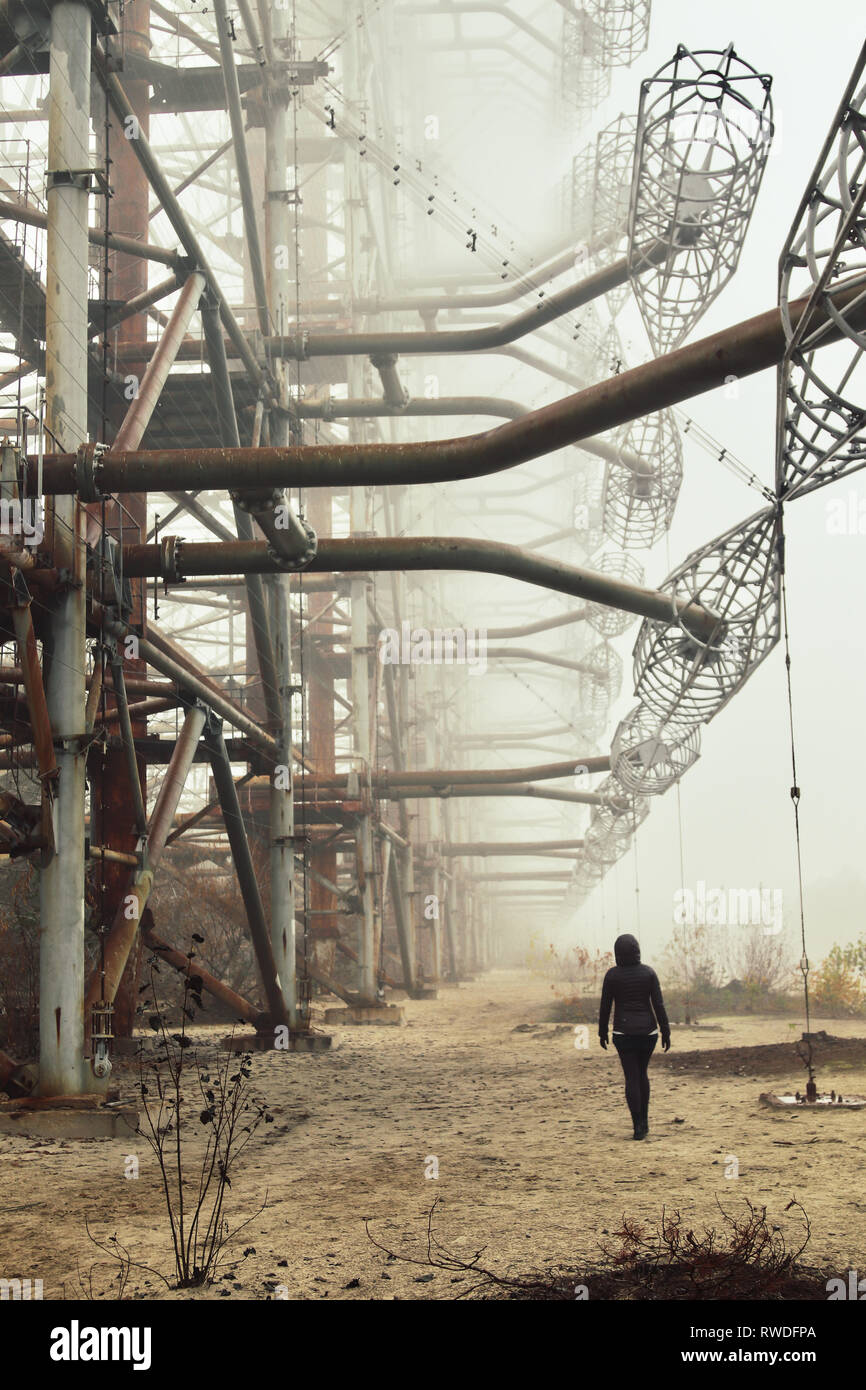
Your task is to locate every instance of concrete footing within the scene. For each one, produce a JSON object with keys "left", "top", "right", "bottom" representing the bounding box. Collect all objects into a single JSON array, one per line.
[
  {"left": 221, "top": 1030, "right": 333, "bottom": 1053},
  {"left": 0, "top": 1097, "right": 139, "bottom": 1140},
  {"left": 323, "top": 1003, "right": 406, "bottom": 1026}
]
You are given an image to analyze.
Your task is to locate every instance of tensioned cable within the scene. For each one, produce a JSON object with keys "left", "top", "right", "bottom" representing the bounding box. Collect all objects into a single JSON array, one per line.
[{"left": 778, "top": 508, "right": 815, "bottom": 1088}]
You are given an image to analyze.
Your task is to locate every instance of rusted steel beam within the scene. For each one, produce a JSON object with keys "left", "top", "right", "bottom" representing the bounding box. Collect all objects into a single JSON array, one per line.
[
  {"left": 99, "top": 273, "right": 179, "bottom": 335},
  {"left": 0, "top": 195, "right": 181, "bottom": 266},
  {"left": 202, "top": 723, "right": 289, "bottom": 1029},
  {"left": 93, "top": 57, "right": 271, "bottom": 399},
  {"left": 469, "top": 870, "right": 574, "bottom": 881},
  {"left": 383, "top": 784, "right": 604, "bottom": 805},
  {"left": 143, "top": 918, "right": 262, "bottom": 1026},
  {"left": 39, "top": 276, "right": 866, "bottom": 497},
  {"left": 9, "top": 582, "right": 57, "bottom": 786},
  {"left": 441, "top": 840, "right": 586, "bottom": 855},
  {"left": 107, "top": 654, "right": 148, "bottom": 836},
  {"left": 83, "top": 703, "right": 207, "bottom": 1012},
  {"left": 165, "top": 769, "right": 255, "bottom": 846},
  {"left": 262, "top": 244, "right": 664, "bottom": 358},
  {"left": 90, "top": 0, "right": 153, "bottom": 1044},
  {"left": 250, "top": 755, "right": 608, "bottom": 791},
  {"left": 111, "top": 270, "right": 207, "bottom": 454},
  {"left": 90, "top": 845, "right": 140, "bottom": 867},
  {"left": 486, "top": 609, "right": 588, "bottom": 637},
  {"left": 118, "top": 537, "right": 720, "bottom": 640}
]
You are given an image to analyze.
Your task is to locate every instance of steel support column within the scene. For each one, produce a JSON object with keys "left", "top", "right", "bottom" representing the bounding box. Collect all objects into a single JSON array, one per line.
[{"left": 38, "top": 0, "right": 91, "bottom": 1095}]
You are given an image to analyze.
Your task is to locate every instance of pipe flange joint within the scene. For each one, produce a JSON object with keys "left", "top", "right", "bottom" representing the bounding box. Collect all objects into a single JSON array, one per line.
[
  {"left": 74, "top": 442, "right": 108, "bottom": 502},
  {"left": 230, "top": 489, "right": 279, "bottom": 513},
  {"left": 268, "top": 519, "right": 318, "bottom": 572},
  {"left": 159, "top": 534, "right": 184, "bottom": 583}
]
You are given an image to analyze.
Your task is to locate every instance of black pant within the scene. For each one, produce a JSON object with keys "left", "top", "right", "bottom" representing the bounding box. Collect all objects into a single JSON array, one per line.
[{"left": 612, "top": 1033, "right": 657, "bottom": 1127}]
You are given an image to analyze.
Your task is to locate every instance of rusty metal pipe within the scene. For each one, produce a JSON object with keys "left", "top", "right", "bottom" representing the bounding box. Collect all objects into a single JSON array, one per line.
[
  {"left": 97, "top": 611, "right": 279, "bottom": 757},
  {"left": 143, "top": 921, "right": 262, "bottom": 1026},
  {"left": 0, "top": 195, "right": 180, "bottom": 266},
  {"left": 83, "top": 702, "right": 207, "bottom": 1012},
  {"left": 119, "top": 535, "right": 719, "bottom": 641},
  {"left": 296, "top": 397, "right": 650, "bottom": 475},
  {"left": 371, "top": 783, "right": 605, "bottom": 805},
  {"left": 266, "top": 243, "right": 666, "bottom": 358},
  {"left": 263, "top": 755, "right": 609, "bottom": 790},
  {"left": 111, "top": 271, "right": 207, "bottom": 453},
  {"left": 98, "top": 273, "right": 180, "bottom": 335},
  {"left": 203, "top": 720, "right": 289, "bottom": 1029},
  {"left": 41, "top": 277, "right": 866, "bottom": 498},
  {"left": 108, "top": 654, "right": 148, "bottom": 835},
  {"left": 486, "top": 609, "right": 588, "bottom": 637},
  {"left": 440, "top": 840, "right": 586, "bottom": 855},
  {"left": 9, "top": 594, "right": 57, "bottom": 784}
]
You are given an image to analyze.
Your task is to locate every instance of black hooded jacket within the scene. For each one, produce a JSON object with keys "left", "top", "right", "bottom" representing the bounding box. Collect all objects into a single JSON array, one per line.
[{"left": 598, "top": 934, "right": 670, "bottom": 1042}]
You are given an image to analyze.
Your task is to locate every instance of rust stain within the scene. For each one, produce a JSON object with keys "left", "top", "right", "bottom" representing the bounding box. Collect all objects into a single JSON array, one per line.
[{"left": 54, "top": 1006, "right": 61, "bottom": 1046}]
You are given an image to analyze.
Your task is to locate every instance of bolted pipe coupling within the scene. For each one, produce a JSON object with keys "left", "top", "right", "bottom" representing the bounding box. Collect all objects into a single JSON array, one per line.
[
  {"left": 159, "top": 534, "right": 185, "bottom": 583},
  {"left": 74, "top": 442, "right": 109, "bottom": 501},
  {"left": 268, "top": 516, "right": 318, "bottom": 571}
]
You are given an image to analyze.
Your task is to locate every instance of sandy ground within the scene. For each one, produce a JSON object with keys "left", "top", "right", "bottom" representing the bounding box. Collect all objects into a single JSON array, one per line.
[{"left": 2, "top": 968, "right": 866, "bottom": 1301}]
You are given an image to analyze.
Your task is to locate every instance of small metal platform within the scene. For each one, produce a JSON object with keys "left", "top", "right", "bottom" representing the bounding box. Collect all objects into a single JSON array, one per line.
[
  {"left": 0, "top": 1095, "right": 139, "bottom": 1138},
  {"left": 760, "top": 1090, "right": 866, "bottom": 1111}
]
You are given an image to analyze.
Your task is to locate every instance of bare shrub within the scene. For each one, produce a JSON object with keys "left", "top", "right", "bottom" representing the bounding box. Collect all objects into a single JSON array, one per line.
[
  {"left": 366, "top": 1197, "right": 828, "bottom": 1301},
  {"left": 135, "top": 940, "right": 272, "bottom": 1288}
]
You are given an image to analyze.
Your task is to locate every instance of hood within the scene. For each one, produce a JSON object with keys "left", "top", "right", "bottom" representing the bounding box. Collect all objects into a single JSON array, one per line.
[{"left": 614, "top": 933, "right": 641, "bottom": 966}]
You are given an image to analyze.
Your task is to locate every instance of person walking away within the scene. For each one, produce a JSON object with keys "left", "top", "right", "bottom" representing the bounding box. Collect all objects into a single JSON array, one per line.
[{"left": 598, "top": 933, "right": 670, "bottom": 1140}]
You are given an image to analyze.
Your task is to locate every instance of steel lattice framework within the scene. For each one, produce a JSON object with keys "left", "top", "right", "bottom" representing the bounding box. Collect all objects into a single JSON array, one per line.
[
  {"left": 0, "top": 0, "right": 862, "bottom": 1092},
  {"left": 583, "top": 0, "right": 651, "bottom": 70},
  {"left": 777, "top": 52, "right": 866, "bottom": 500},
  {"left": 602, "top": 408, "right": 683, "bottom": 549}
]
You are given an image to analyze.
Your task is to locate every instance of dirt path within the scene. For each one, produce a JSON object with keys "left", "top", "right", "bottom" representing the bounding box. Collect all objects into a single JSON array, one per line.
[{"left": 1, "top": 969, "right": 864, "bottom": 1300}]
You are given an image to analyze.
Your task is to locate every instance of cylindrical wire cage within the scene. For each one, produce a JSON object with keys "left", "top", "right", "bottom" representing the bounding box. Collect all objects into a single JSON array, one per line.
[
  {"left": 628, "top": 44, "right": 774, "bottom": 354},
  {"left": 632, "top": 506, "right": 782, "bottom": 724}
]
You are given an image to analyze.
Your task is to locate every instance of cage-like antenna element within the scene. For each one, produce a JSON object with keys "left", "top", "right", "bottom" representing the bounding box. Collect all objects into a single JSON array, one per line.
[
  {"left": 583, "top": 775, "right": 649, "bottom": 865},
  {"left": 585, "top": 550, "right": 646, "bottom": 636},
  {"left": 611, "top": 703, "right": 701, "bottom": 796},
  {"left": 602, "top": 408, "right": 683, "bottom": 549},
  {"left": 570, "top": 640, "right": 622, "bottom": 737},
  {"left": 776, "top": 47, "right": 866, "bottom": 501},
  {"left": 579, "top": 639, "right": 623, "bottom": 706},
  {"left": 583, "top": 0, "right": 652, "bottom": 70},
  {"left": 570, "top": 855, "right": 607, "bottom": 896},
  {"left": 570, "top": 113, "right": 637, "bottom": 251},
  {"left": 560, "top": 9, "right": 612, "bottom": 123},
  {"left": 572, "top": 460, "right": 606, "bottom": 557},
  {"left": 632, "top": 506, "right": 781, "bottom": 724},
  {"left": 628, "top": 44, "right": 773, "bottom": 354}
]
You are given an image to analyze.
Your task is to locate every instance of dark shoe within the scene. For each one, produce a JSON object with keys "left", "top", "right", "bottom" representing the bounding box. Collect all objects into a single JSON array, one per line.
[{"left": 632, "top": 1124, "right": 647, "bottom": 1140}]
